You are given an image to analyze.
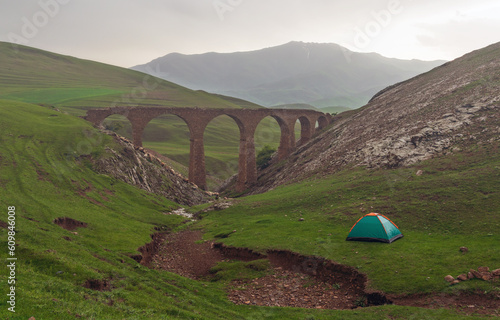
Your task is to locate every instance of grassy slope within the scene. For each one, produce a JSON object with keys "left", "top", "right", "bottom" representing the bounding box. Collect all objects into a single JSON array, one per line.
[
  {"left": 0, "top": 42, "right": 244, "bottom": 114},
  {"left": 0, "top": 101, "right": 488, "bottom": 319},
  {"left": 320, "top": 106, "right": 353, "bottom": 114},
  {"left": 0, "top": 42, "right": 292, "bottom": 186},
  {"left": 197, "top": 143, "right": 500, "bottom": 295}
]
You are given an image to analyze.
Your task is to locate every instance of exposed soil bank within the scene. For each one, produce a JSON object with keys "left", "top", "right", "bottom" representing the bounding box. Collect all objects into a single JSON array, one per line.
[
  {"left": 138, "top": 231, "right": 383, "bottom": 309},
  {"left": 53, "top": 217, "right": 87, "bottom": 231},
  {"left": 83, "top": 279, "right": 111, "bottom": 291},
  {"left": 137, "top": 230, "right": 499, "bottom": 314},
  {"left": 389, "top": 291, "right": 499, "bottom": 316}
]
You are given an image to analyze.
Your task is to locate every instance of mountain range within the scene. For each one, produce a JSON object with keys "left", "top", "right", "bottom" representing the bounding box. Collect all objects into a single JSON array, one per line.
[{"left": 132, "top": 41, "right": 445, "bottom": 108}]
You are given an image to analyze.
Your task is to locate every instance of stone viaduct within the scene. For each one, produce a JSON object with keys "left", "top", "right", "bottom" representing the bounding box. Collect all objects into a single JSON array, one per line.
[{"left": 84, "top": 107, "right": 332, "bottom": 191}]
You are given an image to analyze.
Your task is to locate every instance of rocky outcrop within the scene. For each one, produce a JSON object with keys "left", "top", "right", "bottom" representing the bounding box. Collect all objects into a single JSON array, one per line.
[
  {"left": 354, "top": 103, "right": 497, "bottom": 169},
  {"left": 247, "top": 42, "right": 500, "bottom": 194},
  {"left": 445, "top": 267, "right": 500, "bottom": 285},
  {"left": 92, "top": 133, "right": 211, "bottom": 206}
]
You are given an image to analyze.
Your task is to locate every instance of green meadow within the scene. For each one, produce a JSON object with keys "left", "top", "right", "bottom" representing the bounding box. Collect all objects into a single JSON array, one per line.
[
  {"left": 196, "top": 153, "right": 500, "bottom": 295},
  {"left": 0, "top": 100, "right": 498, "bottom": 319}
]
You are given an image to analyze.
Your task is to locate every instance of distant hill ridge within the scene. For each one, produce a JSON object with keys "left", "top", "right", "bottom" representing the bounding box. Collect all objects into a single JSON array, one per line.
[{"left": 132, "top": 41, "right": 445, "bottom": 108}]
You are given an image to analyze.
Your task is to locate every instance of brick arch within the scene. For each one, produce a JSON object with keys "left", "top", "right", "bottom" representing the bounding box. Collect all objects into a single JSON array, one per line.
[
  {"left": 140, "top": 112, "right": 192, "bottom": 145},
  {"left": 266, "top": 114, "right": 293, "bottom": 160},
  {"left": 296, "top": 115, "right": 313, "bottom": 147},
  {"left": 84, "top": 107, "right": 132, "bottom": 127},
  {"left": 316, "top": 115, "right": 330, "bottom": 131},
  {"left": 203, "top": 113, "right": 246, "bottom": 189},
  {"left": 85, "top": 107, "right": 331, "bottom": 191},
  {"left": 224, "top": 111, "right": 272, "bottom": 190},
  {"left": 101, "top": 113, "right": 134, "bottom": 136},
  {"left": 83, "top": 107, "right": 147, "bottom": 147}
]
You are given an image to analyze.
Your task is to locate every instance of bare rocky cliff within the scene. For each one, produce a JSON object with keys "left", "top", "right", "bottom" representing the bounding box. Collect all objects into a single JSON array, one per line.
[
  {"left": 92, "top": 133, "right": 211, "bottom": 206},
  {"left": 249, "top": 42, "right": 500, "bottom": 194}
]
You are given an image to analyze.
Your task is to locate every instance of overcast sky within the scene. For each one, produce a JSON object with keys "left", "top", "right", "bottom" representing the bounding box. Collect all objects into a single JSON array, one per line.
[{"left": 1, "top": 0, "right": 499, "bottom": 67}]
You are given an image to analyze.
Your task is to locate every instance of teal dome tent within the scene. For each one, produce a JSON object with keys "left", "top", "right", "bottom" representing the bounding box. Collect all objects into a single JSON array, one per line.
[{"left": 346, "top": 213, "right": 403, "bottom": 243}]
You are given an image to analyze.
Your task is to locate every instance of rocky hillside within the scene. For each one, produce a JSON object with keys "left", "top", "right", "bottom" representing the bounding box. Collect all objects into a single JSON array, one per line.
[
  {"left": 248, "top": 42, "right": 500, "bottom": 194},
  {"left": 92, "top": 132, "right": 211, "bottom": 205}
]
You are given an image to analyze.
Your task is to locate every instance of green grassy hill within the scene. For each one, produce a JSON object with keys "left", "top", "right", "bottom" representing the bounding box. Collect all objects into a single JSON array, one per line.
[
  {"left": 319, "top": 105, "right": 353, "bottom": 114},
  {"left": 0, "top": 42, "right": 246, "bottom": 114},
  {"left": 199, "top": 147, "right": 499, "bottom": 294},
  {"left": 0, "top": 42, "right": 291, "bottom": 187},
  {"left": 1, "top": 100, "right": 496, "bottom": 319},
  {"left": 0, "top": 101, "right": 277, "bottom": 319}
]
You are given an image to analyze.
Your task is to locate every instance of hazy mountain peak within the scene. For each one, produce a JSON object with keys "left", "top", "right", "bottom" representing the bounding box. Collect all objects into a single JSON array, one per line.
[{"left": 132, "top": 42, "right": 445, "bottom": 108}]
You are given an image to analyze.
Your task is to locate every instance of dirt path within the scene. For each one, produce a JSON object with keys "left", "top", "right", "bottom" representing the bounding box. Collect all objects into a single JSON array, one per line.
[
  {"left": 149, "top": 230, "right": 225, "bottom": 278},
  {"left": 227, "top": 267, "right": 359, "bottom": 309},
  {"left": 145, "top": 230, "right": 499, "bottom": 315}
]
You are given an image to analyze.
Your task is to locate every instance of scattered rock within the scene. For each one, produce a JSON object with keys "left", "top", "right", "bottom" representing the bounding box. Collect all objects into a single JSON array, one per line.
[
  {"left": 471, "top": 269, "right": 483, "bottom": 279},
  {"left": 416, "top": 170, "right": 423, "bottom": 176},
  {"left": 457, "top": 274, "right": 468, "bottom": 281},
  {"left": 478, "top": 266, "right": 490, "bottom": 273},
  {"left": 457, "top": 104, "right": 483, "bottom": 114},
  {"left": 165, "top": 208, "right": 194, "bottom": 220},
  {"left": 298, "top": 218, "right": 305, "bottom": 221},
  {"left": 202, "top": 201, "right": 233, "bottom": 213},
  {"left": 448, "top": 267, "right": 499, "bottom": 284},
  {"left": 213, "top": 202, "right": 232, "bottom": 210},
  {"left": 481, "top": 273, "right": 492, "bottom": 281}
]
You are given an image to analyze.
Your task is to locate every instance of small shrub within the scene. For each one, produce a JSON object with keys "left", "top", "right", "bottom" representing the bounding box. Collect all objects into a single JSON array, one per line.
[
  {"left": 354, "top": 296, "right": 366, "bottom": 307},
  {"left": 256, "top": 145, "right": 276, "bottom": 169},
  {"left": 104, "top": 121, "right": 123, "bottom": 132}
]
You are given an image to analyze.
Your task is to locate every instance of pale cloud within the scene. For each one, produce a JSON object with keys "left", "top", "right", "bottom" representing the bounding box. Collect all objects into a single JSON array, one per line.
[
  {"left": 415, "top": 16, "right": 500, "bottom": 59},
  {"left": 0, "top": 0, "right": 498, "bottom": 67}
]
